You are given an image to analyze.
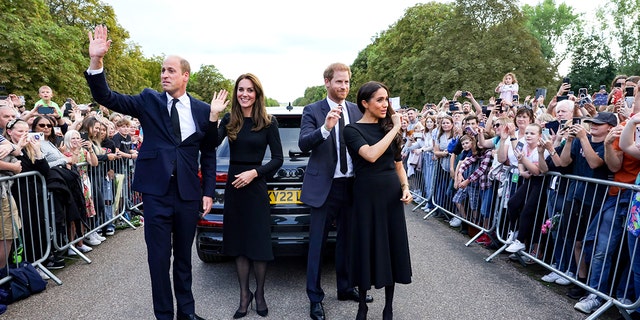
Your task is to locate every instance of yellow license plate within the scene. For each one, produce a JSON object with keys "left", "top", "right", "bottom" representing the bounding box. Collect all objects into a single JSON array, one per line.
[{"left": 268, "top": 190, "right": 302, "bottom": 204}]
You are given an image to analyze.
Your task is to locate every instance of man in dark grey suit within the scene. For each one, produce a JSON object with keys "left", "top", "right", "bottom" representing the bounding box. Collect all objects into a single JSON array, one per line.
[
  {"left": 299, "top": 63, "right": 372, "bottom": 320},
  {"left": 85, "top": 25, "right": 228, "bottom": 320}
]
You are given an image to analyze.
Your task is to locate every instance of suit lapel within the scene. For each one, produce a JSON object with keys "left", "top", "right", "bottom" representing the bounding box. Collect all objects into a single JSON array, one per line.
[{"left": 188, "top": 95, "right": 202, "bottom": 133}]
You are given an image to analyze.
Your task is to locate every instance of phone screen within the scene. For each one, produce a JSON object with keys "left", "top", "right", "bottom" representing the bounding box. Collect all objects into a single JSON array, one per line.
[
  {"left": 39, "top": 106, "right": 54, "bottom": 115},
  {"left": 626, "top": 87, "right": 635, "bottom": 97},
  {"left": 515, "top": 141, "right": 524, "bottom": 153},
  {"left": 593, "top": 93, "right": 608, "bottom": 106},
  {"left": 573, "top": 117, "right": 582, "bottom": 125}
]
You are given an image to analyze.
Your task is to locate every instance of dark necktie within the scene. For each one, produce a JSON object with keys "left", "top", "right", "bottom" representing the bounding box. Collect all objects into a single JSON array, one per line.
[
  {"left": 338, "top": 105, "right": 347, "bottom": 174},
  {"left": 170, "top": 98, "right": 181, "bottom": 142}
]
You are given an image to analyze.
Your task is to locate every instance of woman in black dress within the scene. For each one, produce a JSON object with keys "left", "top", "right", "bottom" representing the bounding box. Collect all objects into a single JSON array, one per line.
[
  {"left": 343, "top": 81, "right": 413, "bottom": 320},
  {"left": 214, "top": 73, "right": 283, "bottom": 319}
]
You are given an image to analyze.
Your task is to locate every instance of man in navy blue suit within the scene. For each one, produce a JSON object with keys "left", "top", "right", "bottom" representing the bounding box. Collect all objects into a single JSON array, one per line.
[
  {"left": 299, "top": 63, "right": 372, "bottom": 320},
  {"left": 85, "top": 25, "right": 228, "bottom": 320}
]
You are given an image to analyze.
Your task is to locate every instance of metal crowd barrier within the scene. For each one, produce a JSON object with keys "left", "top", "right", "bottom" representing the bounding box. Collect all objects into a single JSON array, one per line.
[
  {"left": 0, "top": 171, "right": 59, "bottom": 285},
  {"left": 412, "top": 152, "right": 640, "bottom": 319},
  {"left": 50, "top": 158, "right": 139, "bottom": 265},
  {"left": 410, "top": 153, "right": 500, "bottom": 248},
  {"left": 0, "top": 157, "right": 141, "bottom": 290}
]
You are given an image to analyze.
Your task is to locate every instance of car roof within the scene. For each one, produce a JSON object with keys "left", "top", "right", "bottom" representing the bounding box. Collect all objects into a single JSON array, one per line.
[{"left": 267, "top": 106, "right": 304, "bottom": 115}]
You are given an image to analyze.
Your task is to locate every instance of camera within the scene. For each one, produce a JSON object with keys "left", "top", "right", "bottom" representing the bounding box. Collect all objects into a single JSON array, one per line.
[
  {"left": 449, "top": 101, "right": 457, "bottom": 112},
  {"left": 28, "top": 132, "right": 44, "bottom": 141},
  {"left": 573, "top": 117, "right": 582, "bottom": 125},
  {"left": 461, "top": 91, "right": 468, "bottom": 97},
  {"left": 512, "top": 94, "right": 519, "bottom": 103},
  {"left": 600, "top": 85, "right": 607, "bottom": 91},
  {"left": 562, "top": 77, "right": 571, "bottom": 84},
  {"left": 579, "top": 88, "right": 587, "bottom": 98}
]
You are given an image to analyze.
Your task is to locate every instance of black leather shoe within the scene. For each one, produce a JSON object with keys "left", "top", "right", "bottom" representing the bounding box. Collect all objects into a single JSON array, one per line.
[
  {"left": 310, "top": 302, "right": 325, "bottom": 320},
  {"left": 176, "top": 313, "right": 205, "bottom": 320},
  {"left": 337, "top": 288, "right": 373, "bottom": 303}
]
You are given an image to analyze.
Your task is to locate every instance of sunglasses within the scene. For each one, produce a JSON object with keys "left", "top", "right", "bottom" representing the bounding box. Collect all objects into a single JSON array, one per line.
[
  {"left": 38, "top": 123, "right": 53, "bottom": 128},
  {"left": 493, "top": 123, "right": 501, "bottom": 128}
]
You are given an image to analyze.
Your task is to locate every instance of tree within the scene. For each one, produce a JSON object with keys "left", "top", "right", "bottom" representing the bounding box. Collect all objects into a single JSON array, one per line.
[
  {"left": 566, "top": 32, "right": 616, "bottom": 92},
  {"left": 349, "top": 0, "right": 554, "bottom": 106},
  {"left": 188, "top": 64, "right": 234, "bottom": 102},
  {"left": 597, "top": 0, "right": 640, "bottom": 75},
  {"left": 349, "top": 2, "right": 455, "bottom": 106},
  {"left": 293, "top": 85, "right": 326, "bottom": 106},
  {"left": 522, "top": 0, "right": 582, "bottom": 76}
]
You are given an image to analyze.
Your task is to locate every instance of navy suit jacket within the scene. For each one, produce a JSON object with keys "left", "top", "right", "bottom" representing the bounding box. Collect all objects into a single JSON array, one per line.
[
  {"left": 298, "top": 100, "right": 362, "bottom": 208},
  {"left": 85, "top": 72, "right": 217, "bottom": 201}
]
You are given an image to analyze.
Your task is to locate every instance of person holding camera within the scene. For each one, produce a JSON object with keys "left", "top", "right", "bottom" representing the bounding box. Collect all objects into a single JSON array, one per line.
[{"left": 495, "top": 73, "right": 519, "bottom": 103}]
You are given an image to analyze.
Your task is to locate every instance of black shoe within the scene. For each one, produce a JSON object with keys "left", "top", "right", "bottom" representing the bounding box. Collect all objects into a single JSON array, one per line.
[
  {"left": 176, "top": 313, "right": 205, "bottom": 320},
  {"left": 45, "top": 259, "right": 65, "bottom": 270},
  {"left": 233, "top": 292, "right": 254, "bottom": 319},
  {"left": 310, "top": 302, "right": 325, "bottom": 320},
  {"left": 338, "top": 288, "right": 373, "bottom": 303},
  {"left": 567, "top": 285, "right": 586, "bottom": 300}
]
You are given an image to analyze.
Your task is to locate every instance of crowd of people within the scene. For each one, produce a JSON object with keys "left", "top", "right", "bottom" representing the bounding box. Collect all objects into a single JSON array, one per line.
[
  {"left": 400, "top": 72, "right": 640, "bottom": 317},
  {"left": 4, "top": 24, "right": 640, "bottom": 320},
  {"left": 0, "top": 86, "right": 142, "bottom": 278}
]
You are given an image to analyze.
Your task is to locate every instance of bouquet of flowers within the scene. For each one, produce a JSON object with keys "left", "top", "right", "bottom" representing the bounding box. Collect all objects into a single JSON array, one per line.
[{"left": 541, "top": 214, "right": 561, "bottom": 234}]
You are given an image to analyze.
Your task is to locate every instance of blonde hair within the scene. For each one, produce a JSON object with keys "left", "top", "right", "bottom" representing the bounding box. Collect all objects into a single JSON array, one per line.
[{"left": 503, "top": 72, "right": 518, "bottom": 84}]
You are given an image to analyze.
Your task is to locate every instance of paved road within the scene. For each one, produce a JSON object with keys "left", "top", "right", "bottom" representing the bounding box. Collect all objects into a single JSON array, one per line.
[{"left": 4, "top": 207, "right": 617, "bottom": 320}]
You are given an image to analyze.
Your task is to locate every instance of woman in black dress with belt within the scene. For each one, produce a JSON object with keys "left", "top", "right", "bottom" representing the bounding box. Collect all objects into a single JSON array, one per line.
[
  {"left": 343, "top": 81, "right": 413, "bottom": 320},
  {"left": 214, "top": 73, "right": 283, "bottom": 319}
]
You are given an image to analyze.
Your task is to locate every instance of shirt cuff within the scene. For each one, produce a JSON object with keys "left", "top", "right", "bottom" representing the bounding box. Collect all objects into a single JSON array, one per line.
[
  {"left": 86, "top": 67, "right": 104, "bottom": 75},
  {"left": 320, "top": 125, "right": 330, "bottom": 139}
]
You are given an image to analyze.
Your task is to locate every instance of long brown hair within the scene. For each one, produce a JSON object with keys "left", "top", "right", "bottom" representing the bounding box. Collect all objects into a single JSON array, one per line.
[{"left": 226, "top": 73, "right": 271, "bottom": 142}]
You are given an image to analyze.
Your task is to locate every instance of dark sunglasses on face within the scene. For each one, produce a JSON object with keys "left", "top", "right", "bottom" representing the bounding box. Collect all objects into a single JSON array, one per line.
[
  {"left": 493, "top": 123, "right": 501, "bottom": 128},
  {"left": 38, "top": 123, "right": 53, "bottom": 128}
]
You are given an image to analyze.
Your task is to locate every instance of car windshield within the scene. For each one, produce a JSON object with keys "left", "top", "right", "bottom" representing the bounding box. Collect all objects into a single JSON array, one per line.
[{"left": 216, "top": 115, "right": 304, "bottom": 159}]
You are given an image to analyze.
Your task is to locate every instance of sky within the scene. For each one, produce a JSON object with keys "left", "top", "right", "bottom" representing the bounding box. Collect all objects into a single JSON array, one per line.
[{"left": 102, "top": 0, "right": 596, "bottom": 104}]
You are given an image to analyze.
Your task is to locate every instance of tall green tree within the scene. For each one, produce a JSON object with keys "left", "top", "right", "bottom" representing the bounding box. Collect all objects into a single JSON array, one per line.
[
  {"left": 188, "top": 64, "right": 234, "bottom": 103},
  {"left": 293, "top": 85, "right": 326, "bottom": 106},
  {"left": 349, "top": 2, "right": 455, "bottom": 106},
  {"left": 566, "top": 32, "right": 616, "bottom": 92},
  {"left": 351, "top": 0, "right": 554, "bottom": 106},
  {"left": 522, "top": 0, "right": 582, "bottom": 76},
  {"left": 0, "top": 0, "right": 88, "bottom": 102},
  {"left": 598, "top": 0, "right": 640, "bottom": 75}
]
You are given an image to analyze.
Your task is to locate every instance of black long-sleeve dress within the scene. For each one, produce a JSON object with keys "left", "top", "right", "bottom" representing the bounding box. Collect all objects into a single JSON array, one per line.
[
  {"left": 343, "top": 122, "right": 412, "bottom": 289},
  {"left": 217, "top": 113, "right": 283, "bottom": 261}
]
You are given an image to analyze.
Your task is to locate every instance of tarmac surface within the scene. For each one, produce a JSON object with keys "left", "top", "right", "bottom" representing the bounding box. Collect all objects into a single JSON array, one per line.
[{"left": 3, "top": 206, "right": 621, "bottom": 320}]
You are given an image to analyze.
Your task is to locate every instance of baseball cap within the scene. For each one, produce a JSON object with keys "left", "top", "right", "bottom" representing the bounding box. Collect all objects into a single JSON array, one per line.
[{"left": 583, "top": 112, "right": 617, "bottom": 126}]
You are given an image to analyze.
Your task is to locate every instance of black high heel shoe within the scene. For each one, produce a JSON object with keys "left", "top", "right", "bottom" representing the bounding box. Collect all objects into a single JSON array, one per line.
[
  {"left": 233, "top": 292, "right": 254, "bottom": 319},
  {"left": 254, "top": 291, "right": 268, "bottom": 317},
  {"left": 383, "top": 306, "right": 393, "bottom": 320},
  {"left": 356, "top": 304, "right": 368, "bottom": 320}
]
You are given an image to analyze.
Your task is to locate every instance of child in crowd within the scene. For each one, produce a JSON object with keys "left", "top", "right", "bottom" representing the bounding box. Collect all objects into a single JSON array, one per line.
[
  {"left": 34, "top": 86, "right": 63, "bottom": 118},
  {"left": 495, "top": 73, "right": 519, "bottom": 103},
  {"left": 450, "top": 134, "right": 479, "bottom": 229}
]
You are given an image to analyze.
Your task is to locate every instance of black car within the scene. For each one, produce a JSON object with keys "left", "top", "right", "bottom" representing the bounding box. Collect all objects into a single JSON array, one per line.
[{"left": 196, "top": 106, "right": 336, "bottom": 262}]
